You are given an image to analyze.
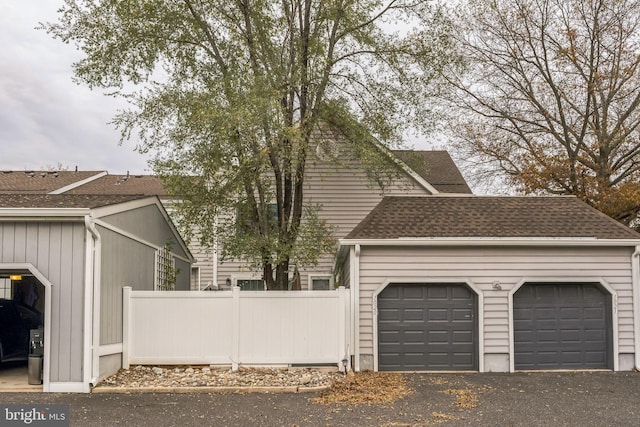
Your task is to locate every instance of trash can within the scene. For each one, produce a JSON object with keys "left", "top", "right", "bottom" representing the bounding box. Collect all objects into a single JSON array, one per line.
[
  {"left": 28, "top": 355, "right": 43, "bottom": 385},
  {"left": 28, "top": 328, "right": 44, "bottom": 385}
]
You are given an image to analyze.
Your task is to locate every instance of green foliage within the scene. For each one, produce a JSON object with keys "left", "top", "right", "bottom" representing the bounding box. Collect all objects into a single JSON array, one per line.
[{"left": 45, "top": 0, "right": 455, "bottom": 288}]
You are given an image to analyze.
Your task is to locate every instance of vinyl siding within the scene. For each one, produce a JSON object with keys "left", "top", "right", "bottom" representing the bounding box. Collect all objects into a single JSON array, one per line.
[
  {"left": 0, "top": 221, "right": 86, "bottom": 383},
  {"left": 216, "top": 153, "right": 431, "bottom": 288},
  {"left": 355, "top": 246, "right": 635, "bottom": 360}
]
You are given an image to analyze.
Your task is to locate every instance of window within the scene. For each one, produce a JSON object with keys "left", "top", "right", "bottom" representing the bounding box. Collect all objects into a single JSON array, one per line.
[
  {"left": 236, "top": 278, "right": 266, "bottom": 291},
  {"left": 155, "top": 245, "right": 176, "bottom": 291},
  {"left": 309, "top": 275, "right": 333, "bottom": 290},
  {"left": 0, "top": 278, "right": 11, "bottom": 299},
  {"left": 191, "top": 266, "right": 201, "bottom": 290}
]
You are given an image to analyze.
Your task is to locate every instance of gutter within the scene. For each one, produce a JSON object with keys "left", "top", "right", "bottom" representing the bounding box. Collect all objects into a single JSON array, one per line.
[
  {"left": 84, "top": 215, "right": 102, "bottom": 388},
  {"left": 339, "top": 237, "right": 640, "bottom": 247},
  {"left": 633, "top": 246, "right": 640, "bottom": 371}
]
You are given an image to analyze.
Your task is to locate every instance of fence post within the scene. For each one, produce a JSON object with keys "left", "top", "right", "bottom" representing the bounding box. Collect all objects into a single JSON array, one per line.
[
  {"left": 231, "top": 286, "right": 240, "bottom": 371},
  {"left": 337, "top": 286, "right": 349, "bottom": 371},
  {"left": 122, "top": 286, "right": 132, "bottom": 369}
]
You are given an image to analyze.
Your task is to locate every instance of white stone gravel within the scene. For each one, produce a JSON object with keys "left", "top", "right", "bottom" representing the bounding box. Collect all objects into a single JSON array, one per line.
[{"left": 99, "top": 365, "right": 342, "bottom": 389}]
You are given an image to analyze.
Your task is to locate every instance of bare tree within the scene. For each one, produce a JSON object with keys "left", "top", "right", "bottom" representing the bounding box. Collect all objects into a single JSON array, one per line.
[{"left": 448, "top": 0, "right": 640, "bottom": 226}]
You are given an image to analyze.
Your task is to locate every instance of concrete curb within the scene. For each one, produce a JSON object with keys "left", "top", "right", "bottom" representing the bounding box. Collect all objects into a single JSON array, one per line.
[{"left": 92, "top": 385, "right": 330, "bottom": 394}]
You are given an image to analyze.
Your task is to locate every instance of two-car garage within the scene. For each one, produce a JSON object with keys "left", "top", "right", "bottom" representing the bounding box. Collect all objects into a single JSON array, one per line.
[
  {"left": 340, "top": 196, "right": 640, "bottom": 373},
  {"left": 376, "top": 282, "right": 612, "bottom": 372}
]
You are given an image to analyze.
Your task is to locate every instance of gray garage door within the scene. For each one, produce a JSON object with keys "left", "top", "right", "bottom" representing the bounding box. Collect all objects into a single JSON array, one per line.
[
  {"left": 514, "top": 283, "right": 612, "bottom": 370},
  {"left": 378, "top": 284, "right": 477, "bottom": 371}
]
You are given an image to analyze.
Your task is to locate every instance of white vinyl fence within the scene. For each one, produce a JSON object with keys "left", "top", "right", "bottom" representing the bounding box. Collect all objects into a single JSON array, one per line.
[{"left": 122, "top": 286, "right": 351, "bottom": 370}]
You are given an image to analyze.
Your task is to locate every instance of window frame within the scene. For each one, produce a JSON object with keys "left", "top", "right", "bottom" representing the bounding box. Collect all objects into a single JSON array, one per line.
[
  {"left": 308, "top": 274, "right": 334, "bottom": 291},
  {"left": 232, "top": 274, "right": 266, "bottom": 291}
]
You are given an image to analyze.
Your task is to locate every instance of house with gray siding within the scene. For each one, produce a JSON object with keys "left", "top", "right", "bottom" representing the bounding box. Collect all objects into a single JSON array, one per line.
[
  {"left": 338, "top": 196, "right": 640, "bottom": 373},
  {"left": 0, "top": 194, "right": 193, "bottom": 392}
]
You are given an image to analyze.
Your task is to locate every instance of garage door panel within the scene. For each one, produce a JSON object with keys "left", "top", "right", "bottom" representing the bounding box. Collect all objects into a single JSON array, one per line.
[
  {"left": 452, "top": 308, "right": 472, "bottom": 321},
  {"left": 404, "top": 308, "right": 425, "bottom": 321},
  {"left": 584, "top": 307, "right": 605, "bottom": 319},
  {"left": 514, "top": 283, "right": 611, "bottom": 370},
  {"left": 378, "top": 284, "right": 477, "bottom": 371}
]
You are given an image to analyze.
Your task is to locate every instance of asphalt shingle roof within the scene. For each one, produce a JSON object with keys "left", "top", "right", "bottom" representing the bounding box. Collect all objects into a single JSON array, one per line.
[
  {"left": 392, "top": 150, "right": 473, "bottom": 194},
  {"left": 0, "top": 171, "right": 105, "bottom": 194},
  {"left": 0, "top": 194, "right": 148, "bottom": 209},
  {"left": 64, "top": 174, "right": 169, "bottom": 196},
  {"left": 346, "top": 196, "right": 640, "bottom": 240}
]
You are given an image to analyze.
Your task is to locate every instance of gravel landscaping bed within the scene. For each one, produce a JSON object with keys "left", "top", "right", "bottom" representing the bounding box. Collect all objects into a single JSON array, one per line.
[{"left": 98, "top": 365, "right": 343, "bottom": 389}]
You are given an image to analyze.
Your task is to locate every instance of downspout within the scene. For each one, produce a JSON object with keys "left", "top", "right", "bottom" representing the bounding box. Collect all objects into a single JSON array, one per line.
[
  {"left": 632, "top": 246, "right": 640, "bottom": 371},
  {"left": 213, "top": 216, "right": 218, "bottom": 289},
  {"left": 354, "top": 244, "right": 361, "bottom": 371},
  {"left": 85, "top": 216, "right": 102, "bottom": 387}
]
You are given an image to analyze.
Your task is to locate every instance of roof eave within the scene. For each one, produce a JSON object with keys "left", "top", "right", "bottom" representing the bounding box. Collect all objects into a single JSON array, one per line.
[
  {"left": 339, "top": 237, "right": 640, "bottom": 247},
  {"left": 0, "top": 208, "right": 91, "bottom": 220}
]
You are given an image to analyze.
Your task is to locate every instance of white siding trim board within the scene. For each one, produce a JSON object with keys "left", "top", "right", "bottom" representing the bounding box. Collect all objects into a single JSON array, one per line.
[
  {"left": 371, "top": 278, "right": 484, "bottom": 373},
  {"left": 508, "top": 277, "right": 619, "bottom": 372},
  {"left": 632, "top": 246, "right": 640, "bottom": 372}
]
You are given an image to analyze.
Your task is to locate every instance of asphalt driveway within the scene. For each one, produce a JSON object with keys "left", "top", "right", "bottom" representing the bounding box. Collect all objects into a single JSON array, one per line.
[{"left": 1, "top": 372, "right": 639, "bottom": 426}]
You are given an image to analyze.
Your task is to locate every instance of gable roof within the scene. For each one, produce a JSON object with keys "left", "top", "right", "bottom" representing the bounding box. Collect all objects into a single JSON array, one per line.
[
  {"left": 392, "top": 151, "right": 472, "bottom": 194},
  {"left": 345, "top": 196, "right": 640, "bottom": 241},
  {"left": 0, "top": 149, "right": 464, "bottom": 198},
  {"left": 0, "top": 170, "right": 106, "bottom": 194},
  {"left": 0, "top": 194, "right": 147, "bottom": 209}
]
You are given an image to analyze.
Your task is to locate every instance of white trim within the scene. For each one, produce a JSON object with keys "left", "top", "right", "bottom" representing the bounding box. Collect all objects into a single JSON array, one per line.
[
  {"left": 85, "top": 217, "right": 102, "bottom": 388},
  {"left": 371, "top": 278, "right": 484, "bottom": 373},
  {"left": 83, "top": 218, "right": 95, "bottom": 392},
  {"left": 308, "top": 274, "right": 334, "bottom": 290},
  {"left": 0, "top": 263, "right": 53, "bottom": 392},
  {"left": 98, "top": 343, "right": 123, "bottom": 357},
  {"left": 340, "top": 238, "right": 640, "bottom": 247},
  {"left": 508, "top": 278, "right": 619, "bottom": 372},
  {"left": 48, "top": 171, "right": 108, "bottom": 194},
  {"left": 48, "top": 382, "right": 90, "bottom": 393},
  {"left": 632, "top": 247, "right": 640, "bottom": 371},
  {"left": 192, "top": 266, "right": 202, "bottom": 290},
  {"left": 353, "top": 244, "right": 361, "bottom": 371},
  {"left": 0, "top": 208, "right": 89, "bottom": 219}
]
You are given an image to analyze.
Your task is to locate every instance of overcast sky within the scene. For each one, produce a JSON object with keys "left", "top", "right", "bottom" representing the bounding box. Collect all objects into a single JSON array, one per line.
[
  {"left": 1, "top": 3, "right": 436, "bottom": 175},
  {"left": 0, "top": 2, "right": 152, "bottom": 173}
]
